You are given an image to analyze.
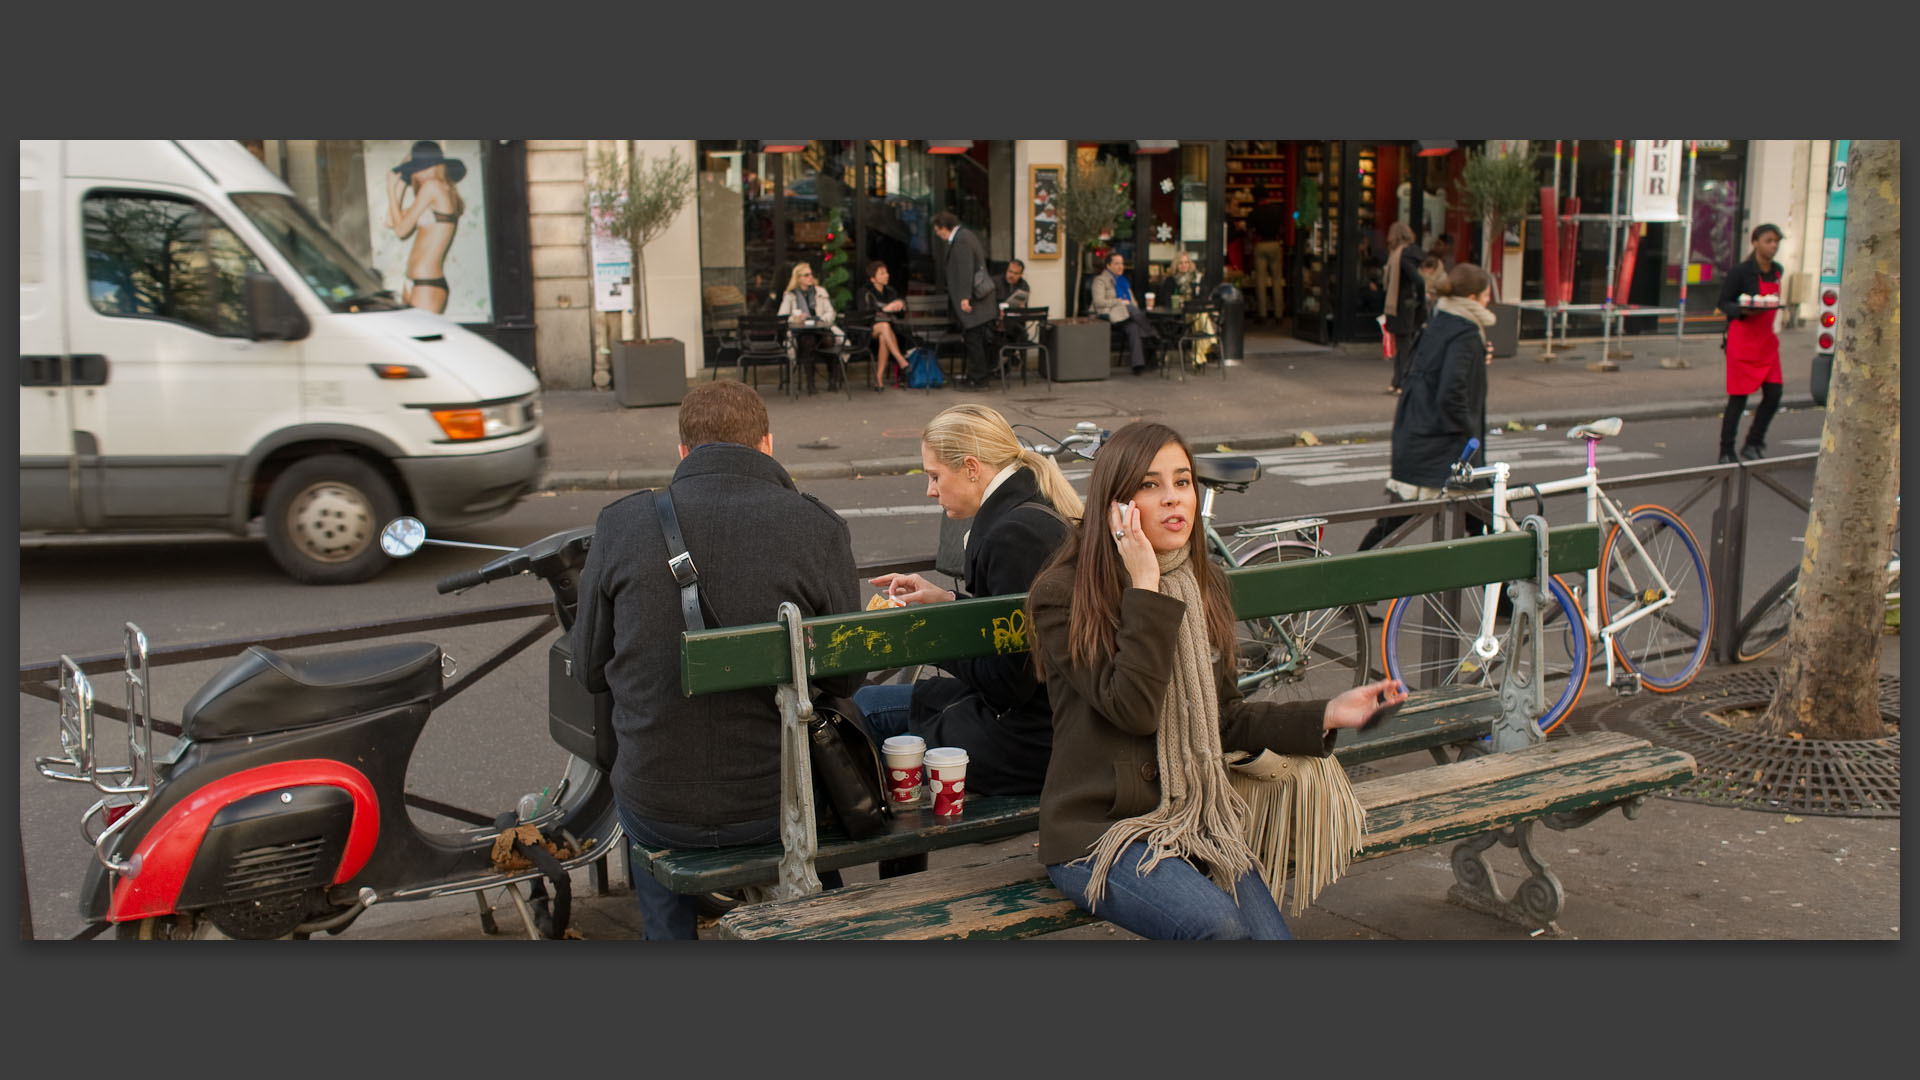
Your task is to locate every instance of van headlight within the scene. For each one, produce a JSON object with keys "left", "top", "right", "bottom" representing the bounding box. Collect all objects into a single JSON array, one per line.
[{"left": 430, "top": 396, "right": 537, "bottom": 441}]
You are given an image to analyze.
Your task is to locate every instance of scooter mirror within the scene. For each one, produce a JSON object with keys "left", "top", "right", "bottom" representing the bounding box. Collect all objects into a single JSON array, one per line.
[{"left": 380, "top": 517, "right": 428, "bottom": 558}]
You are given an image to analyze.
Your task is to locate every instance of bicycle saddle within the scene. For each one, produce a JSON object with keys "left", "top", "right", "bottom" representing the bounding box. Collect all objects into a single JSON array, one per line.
[
  {"left": 1567, "top": 417, "right": 1624, "bottom": 441},
  {"left": 1194, "top": 454, "right": 1261, "bottom": 487}
]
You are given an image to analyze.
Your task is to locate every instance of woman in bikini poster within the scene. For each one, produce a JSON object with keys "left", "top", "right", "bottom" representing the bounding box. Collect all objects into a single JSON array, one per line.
[{"left": 362, "top": 140, "right": 492, "bottom": 320}]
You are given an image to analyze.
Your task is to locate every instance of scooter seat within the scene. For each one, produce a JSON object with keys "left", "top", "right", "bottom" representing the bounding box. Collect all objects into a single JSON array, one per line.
[
  {"left": 1195, "top": 454, "right": 1261, "bottom": 487},
  {"left": 181, "top": 641, "right": 444, "bottom": 741}
]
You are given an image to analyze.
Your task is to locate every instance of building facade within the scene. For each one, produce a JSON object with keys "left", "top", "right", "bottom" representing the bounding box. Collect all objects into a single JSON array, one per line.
[{"left": 245, "top": 139, "right": 1830, "bottom": 389}]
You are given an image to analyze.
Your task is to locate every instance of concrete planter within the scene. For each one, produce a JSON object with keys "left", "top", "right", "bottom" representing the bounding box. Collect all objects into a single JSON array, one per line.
[
  {"left": 612, "top": 339, "right": 688, "bottom": 408},
  {"left": 1045, "top": 318, "right": 1110, "bottom": 382},
  {"left": 1488, "top": 303, "right": 1521, "bottom": 360}
]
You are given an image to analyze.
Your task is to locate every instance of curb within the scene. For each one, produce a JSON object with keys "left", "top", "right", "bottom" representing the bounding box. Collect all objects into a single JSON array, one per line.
[{"left": 537, "top": 395, "right": 1818, "bottom": 492}]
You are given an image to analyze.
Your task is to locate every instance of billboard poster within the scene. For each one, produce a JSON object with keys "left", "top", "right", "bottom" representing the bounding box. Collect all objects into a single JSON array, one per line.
[
  {"left": 361, "top": 140, "right": 493, "bottom": 320},
  {"left": 1629, "top": 140, "right": 1683, "bottom": 222}
]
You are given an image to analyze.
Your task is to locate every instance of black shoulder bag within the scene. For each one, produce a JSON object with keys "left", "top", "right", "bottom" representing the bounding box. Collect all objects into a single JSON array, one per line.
[{"left": 653, "top": 489, "right": 891, "bottom": 839}]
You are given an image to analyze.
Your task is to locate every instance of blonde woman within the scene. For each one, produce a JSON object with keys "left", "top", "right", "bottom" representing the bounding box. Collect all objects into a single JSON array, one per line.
[
  {"left": 858, "top": 404, "right": 1084, "bottom": 802},
  {"left": 776, "top": 262, "right": 842, "bottom": 394},
  {"left": 1158, "top": 250, "right": 1217, "bottom": 366},
  {"left": 384, "top": 141, "right": 466, "bottom": 314}
]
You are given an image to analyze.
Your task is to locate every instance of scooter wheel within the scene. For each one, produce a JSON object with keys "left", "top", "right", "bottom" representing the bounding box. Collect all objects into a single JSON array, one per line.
[{"left": 115, "top": 912, "right": 215, "bottom": 940}]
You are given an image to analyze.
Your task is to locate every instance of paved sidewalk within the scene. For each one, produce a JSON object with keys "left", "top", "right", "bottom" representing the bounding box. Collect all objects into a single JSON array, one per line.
[{"left": 538, "top": 325, "right": 1822, "bottom": 490}]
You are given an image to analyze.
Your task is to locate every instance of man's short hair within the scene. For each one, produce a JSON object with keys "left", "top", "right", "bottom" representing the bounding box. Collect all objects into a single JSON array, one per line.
[
  {"left": 1007, "top": 258, "right": 1025, "bottom": 272},
  {"left": 678, "top": 380, "right": 769, "bottom": 448},
  {"left": 932, "top": 211, "right": 960, "bottom": 231}
]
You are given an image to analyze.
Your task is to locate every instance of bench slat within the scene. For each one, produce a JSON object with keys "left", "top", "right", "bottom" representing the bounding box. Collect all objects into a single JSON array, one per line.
[
  {"left": 643, "top": 687, "right": 1499, "bottom": 894},
  {"left": 714, "top": 732, "right": 1695, "bottom": 940},
  {"left": 1352, "top": 729, "right": 1653, "bottom": 809},
  {"left": 682, "top": 527, "right": 1603, "bottom": 696}
]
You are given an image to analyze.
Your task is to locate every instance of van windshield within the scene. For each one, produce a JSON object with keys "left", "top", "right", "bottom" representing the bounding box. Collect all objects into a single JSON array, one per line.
[{"left": 231, "top": 193, "right": 402, "bottom": 313}]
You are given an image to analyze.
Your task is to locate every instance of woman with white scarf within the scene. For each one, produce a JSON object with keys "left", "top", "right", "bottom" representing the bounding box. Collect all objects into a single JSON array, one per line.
[
  {"left": 1029, "top": 421, "right": 1404, "bottom": 939},
  {"left": 1357, "top": 262, "right": 1498, "bottom": 553}
]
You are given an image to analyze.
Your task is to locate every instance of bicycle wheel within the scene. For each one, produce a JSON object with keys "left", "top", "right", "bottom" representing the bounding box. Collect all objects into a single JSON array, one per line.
[
  {"left": 1382, "top": 573, "right": 1589, "bottom": 734},
  {"left": 1732, "top": 567, "right": 1798, "bottom": 664},
  {"left": 1599, "top": 504, "right": 1714, "bottom": 691},
  {"left": 1228, "top": 540, "right": 1370, "bottom": 704}
]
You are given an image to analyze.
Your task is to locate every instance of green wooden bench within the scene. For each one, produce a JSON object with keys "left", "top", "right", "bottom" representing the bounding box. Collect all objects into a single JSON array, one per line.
[
  {"left": 712, "top": 730, "right": 1694, "bottom": 939},
  {"left": 655, "top": 517, "right": 1694, "bottom": 935}
]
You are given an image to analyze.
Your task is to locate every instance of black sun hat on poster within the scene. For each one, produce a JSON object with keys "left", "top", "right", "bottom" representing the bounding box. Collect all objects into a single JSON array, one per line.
[{"left": 393, "top": 140, "right": 467, "bottom": 184}]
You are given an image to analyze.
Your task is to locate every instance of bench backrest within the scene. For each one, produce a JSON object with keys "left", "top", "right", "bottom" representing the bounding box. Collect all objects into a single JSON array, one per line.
[{"left": 681, "top": 524, "right": 1601, "bottom": 696}]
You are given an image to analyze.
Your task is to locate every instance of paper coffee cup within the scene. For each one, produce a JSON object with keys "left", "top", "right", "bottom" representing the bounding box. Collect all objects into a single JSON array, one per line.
[
  {"left": 925, "top": 746, "right": 969, "bottom": 817},
  {"left": 882, "top": 735, "right": 927, "bottom": 804},
  {"left": 1145, "top": 292, "right": 1156, "bottom": 307}
]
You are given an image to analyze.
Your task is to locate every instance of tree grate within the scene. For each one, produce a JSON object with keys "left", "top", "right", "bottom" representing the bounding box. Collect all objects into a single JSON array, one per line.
[{"left": 1573, "top": 670, "right": 1899, "bottom": 819}]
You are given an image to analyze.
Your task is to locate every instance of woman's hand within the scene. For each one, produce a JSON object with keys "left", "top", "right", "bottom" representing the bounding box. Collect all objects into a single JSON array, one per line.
[
  {"left": 886, "top": 299, "right": 904, "bottom": 313},
  {"left": 1109, "top": 500, "right": 1160, "bottom": 593},
  {"left": 1322, "top": 677, "right": 1406, "bottom": 731},
  {"left": 867, "top": 572, "right": 953, "bottom": 606}
]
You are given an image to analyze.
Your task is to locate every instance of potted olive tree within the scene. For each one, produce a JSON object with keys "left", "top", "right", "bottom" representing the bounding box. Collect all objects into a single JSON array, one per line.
[
  {"left": 1460, "top": 145, "right": 1539, "bottom": 358},
  {"left": 588, "top": 145, "right": 696, "bottom": 406},
  {"left": 1049, "top": 156, "right": 1134, "bottom": 380}
]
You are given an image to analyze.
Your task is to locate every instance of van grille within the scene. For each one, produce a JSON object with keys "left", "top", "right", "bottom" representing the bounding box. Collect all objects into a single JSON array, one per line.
[{"left": 224, "top": 837, "right": 327, "bottom": 899}]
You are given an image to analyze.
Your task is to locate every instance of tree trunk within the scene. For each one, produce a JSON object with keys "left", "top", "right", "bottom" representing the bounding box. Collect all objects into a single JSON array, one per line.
[
  {"left": 633, "top": 245, "right": 649, "bottom": 343},
  {"left": 1748, "top": 139, "right": 1900, "bottom": 740}
]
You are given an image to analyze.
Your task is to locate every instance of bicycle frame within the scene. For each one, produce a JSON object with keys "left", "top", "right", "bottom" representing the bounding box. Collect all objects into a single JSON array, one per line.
[
  {"left": 1459, "top": 434, "right": 1680, "bottom": 693},
  {"left": 1198, "top": 482, "right": 1341, "bottom": 690}
]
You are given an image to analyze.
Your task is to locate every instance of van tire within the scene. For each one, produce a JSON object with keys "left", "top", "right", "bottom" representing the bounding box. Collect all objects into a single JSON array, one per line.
[{"left": 262, "top": 454, "right": 401, "bottom": 585}]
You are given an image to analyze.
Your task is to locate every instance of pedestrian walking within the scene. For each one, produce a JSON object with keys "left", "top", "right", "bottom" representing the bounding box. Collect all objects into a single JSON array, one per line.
[
  {"left": 1357, "top": 262, "right": 1497, "bottom": 553},
  {"left": 1382, "top": 221, "right": 1427, "bottom": 394},
  {"left": 1714, "top": 224, "right": 1787, "bottom": 463}
]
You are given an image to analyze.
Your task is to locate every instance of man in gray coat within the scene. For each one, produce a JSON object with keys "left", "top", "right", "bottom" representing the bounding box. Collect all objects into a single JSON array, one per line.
[
  {"left": 935, "top": 210, "right": 998, "bottom": 389},
  {"left": 571, "top": 380, "right": 861, "bottom": 938}
]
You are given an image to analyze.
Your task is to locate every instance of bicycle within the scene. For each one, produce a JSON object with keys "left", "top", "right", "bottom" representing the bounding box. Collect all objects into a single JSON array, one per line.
[
  {"left": 1018, "top": 422, "right": 1369, "bottom": 704},
  {"left": 1380, "top": 417, "right": 1714, "bottom": 734},
  {"left": 1732, "top": 497, "right": 1899, "bottom": 663}
]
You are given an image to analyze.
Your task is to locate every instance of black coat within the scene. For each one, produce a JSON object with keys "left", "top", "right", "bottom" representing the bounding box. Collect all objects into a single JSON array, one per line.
[
  {"left": 1383, "top": 246, "right": 1428, "bottom": 336},
  {"left": 1389, "top": 310, "right": 1488, "bottom": 490},
  {"left": 570, "top": 443, "right": 861, "bottom": 826},
  {"left": 1714, "top": 255, "right": 1784, "bottom": 320},
  {"left": 943, "top": 225, "right": 997, "bottom": 330},
  {"left": 856, "top": 281, "right": 915, "bottom": 350},
  {"left": 907, "top": 466, "right": 1070, "bottom": 795}
]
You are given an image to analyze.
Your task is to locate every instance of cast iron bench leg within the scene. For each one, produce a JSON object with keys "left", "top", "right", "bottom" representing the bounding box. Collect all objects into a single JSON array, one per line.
[{"left": 1445, "top": 795, "right": 1650, "bottom": 936}]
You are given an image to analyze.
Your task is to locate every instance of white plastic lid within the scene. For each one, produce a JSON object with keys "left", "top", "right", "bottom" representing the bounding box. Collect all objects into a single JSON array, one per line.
[
  {"left": 924, "top": 746, "right": 969, "bottom": 768},
  {"left": 882, "top": 735, "right": 926, "bottom": 753}
]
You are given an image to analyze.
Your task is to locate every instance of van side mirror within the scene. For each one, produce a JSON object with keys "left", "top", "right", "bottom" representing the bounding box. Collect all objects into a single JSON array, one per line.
[{"left": 247, "top": 272, "right": 311, "bottom": 342}]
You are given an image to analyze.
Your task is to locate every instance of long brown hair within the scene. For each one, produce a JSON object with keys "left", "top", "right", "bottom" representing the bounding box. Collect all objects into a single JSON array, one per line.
[{"left": 1030, "top": 421, "right": 1236, "bottom": 682}]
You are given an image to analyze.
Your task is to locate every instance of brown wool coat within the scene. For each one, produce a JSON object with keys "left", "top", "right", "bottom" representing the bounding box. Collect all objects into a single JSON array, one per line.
[{"left": 1028, "top": 566, "right": 1335, "bottom": 868}]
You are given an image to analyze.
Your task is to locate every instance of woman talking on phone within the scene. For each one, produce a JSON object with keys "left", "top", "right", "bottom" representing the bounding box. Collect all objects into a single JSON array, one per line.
[{"left": 1028, "top": 420, "right": 1403, "bottom": 939}]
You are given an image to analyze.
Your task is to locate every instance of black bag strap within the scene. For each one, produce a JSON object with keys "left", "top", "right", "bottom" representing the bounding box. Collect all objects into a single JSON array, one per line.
[{"left": 654, "top": 488, "right": 716, "bottom": 633}]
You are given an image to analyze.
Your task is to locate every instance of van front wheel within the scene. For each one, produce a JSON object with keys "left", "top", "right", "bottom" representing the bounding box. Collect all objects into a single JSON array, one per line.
[{"left": 263, "top": 454, "right": 402, "bottom": 585}]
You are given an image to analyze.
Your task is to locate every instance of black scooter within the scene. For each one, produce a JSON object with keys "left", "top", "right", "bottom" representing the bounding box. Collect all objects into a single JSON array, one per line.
[{"left": 36, "top": 518, "right": 620, "bottom": 940}]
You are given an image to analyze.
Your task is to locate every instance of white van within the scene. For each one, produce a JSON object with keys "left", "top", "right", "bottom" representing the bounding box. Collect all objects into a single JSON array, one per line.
[{"left": 20, "top": 140, "right": 547, "bottom": 584}]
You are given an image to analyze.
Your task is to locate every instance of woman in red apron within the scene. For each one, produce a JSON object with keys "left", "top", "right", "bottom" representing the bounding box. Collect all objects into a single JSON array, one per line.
[{"left": 1714, "top": 224, "right": 1786, "bottom": 463}]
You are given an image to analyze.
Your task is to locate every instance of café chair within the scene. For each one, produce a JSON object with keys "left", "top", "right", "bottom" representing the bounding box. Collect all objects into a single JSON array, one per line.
[
  {"left": 732, "top": 313, "right": 792, "bottom": 391},
  {"left": 996, "top": 306, "right": 1052, "bottom": 393},
  {"left": 1168, "top": 299, "right": 1222, "bottom": 383},
  {"left": 825, "top": 313, "right": 876, "bottom": 401}
]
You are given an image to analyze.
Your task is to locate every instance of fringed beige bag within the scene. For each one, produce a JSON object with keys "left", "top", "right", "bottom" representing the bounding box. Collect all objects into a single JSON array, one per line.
[{"left": 1225, "top": 749, "right": 1367, "bottom": 916}]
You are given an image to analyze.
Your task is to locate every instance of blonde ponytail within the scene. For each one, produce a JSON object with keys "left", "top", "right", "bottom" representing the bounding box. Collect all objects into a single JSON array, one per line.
[
  {"left": 1019, "top": 448, "right": 1085, "bottom": 521},
  {"left": 922, "top": 404, "right": 1084, "bottom": 520}
]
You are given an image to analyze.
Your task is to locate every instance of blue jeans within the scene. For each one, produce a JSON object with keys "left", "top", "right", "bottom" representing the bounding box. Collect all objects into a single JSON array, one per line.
[
  {"left": 1046, "top": 841, "right": 1293, "bottom": 940},
  {"left": 618, "top": 802, "right": 842, "bottom": 940},
  {"left": 852, "top": 682, "right": 915, "bottom": 740}
]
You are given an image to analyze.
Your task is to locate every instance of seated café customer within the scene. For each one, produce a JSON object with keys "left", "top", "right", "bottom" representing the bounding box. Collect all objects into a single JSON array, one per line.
[
  {"left": 570, "top": 380, "right": 862, "bottom": 939},
  {"left": 858, "top": 403, "right": 1083, "bottom": 799},
  {"left": 994, "top": 258, "right": 1040, "bottom": 358},
  {"left": 1028, "top": 420, "right": 1403, "bottom": 939},
  {"left": 1090, "top": 252, "right": 1159, "bottom": 376},
  {"left": 1158, "top": 250, "right": 1216, "bottom": 365},
  {"left": 856, "top": 260, "right": 914, "bottom": 391},
  {"left": 776, "top": 262, "right": 842, "bottom": 394}
]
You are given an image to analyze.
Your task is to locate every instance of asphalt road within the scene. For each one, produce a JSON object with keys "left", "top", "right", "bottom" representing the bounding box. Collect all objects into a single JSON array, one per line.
[{"left": 15, "top": 409, "right": 1827, "bottom": 939}]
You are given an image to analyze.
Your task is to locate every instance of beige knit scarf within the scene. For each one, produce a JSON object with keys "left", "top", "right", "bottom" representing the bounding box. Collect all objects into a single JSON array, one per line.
[
  {"left": 1434, "top": 295, "right": 1497, "bottom": 344},
  {"left": 1077, "top": 546, "right": 1367, "bottom": 916}
]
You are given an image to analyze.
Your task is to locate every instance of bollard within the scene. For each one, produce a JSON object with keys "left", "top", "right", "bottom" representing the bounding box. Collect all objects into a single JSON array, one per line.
[{"left": 1210, "top": 283, "right": 1246, "bottom": 363}]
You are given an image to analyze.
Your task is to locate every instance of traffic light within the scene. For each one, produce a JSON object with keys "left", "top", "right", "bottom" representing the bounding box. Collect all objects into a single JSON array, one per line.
[{"left": 1816, "top": 286, "right": 1840, "bottom": 354}]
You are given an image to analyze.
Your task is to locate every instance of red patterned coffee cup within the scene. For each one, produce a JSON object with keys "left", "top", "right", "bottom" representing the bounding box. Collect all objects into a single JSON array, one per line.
[
  {"left": 925, "top": 746, "right": 969, "bottom": 817},
  {"left": 882, "top": 735, "right": 927, "bottom": 804}
]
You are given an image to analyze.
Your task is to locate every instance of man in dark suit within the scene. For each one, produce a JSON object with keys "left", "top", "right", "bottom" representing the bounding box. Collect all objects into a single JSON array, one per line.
[
  {"left": 934, "top": 210, "right": 997, "bottom": 389},
  {"left": 571, "top": 380, "right": 861, "bottom": 938}
]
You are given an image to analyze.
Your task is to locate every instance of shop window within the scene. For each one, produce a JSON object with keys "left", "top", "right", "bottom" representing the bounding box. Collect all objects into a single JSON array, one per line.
[{"left": 83, "top": 191, "right": 263, "bottom": 337}]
